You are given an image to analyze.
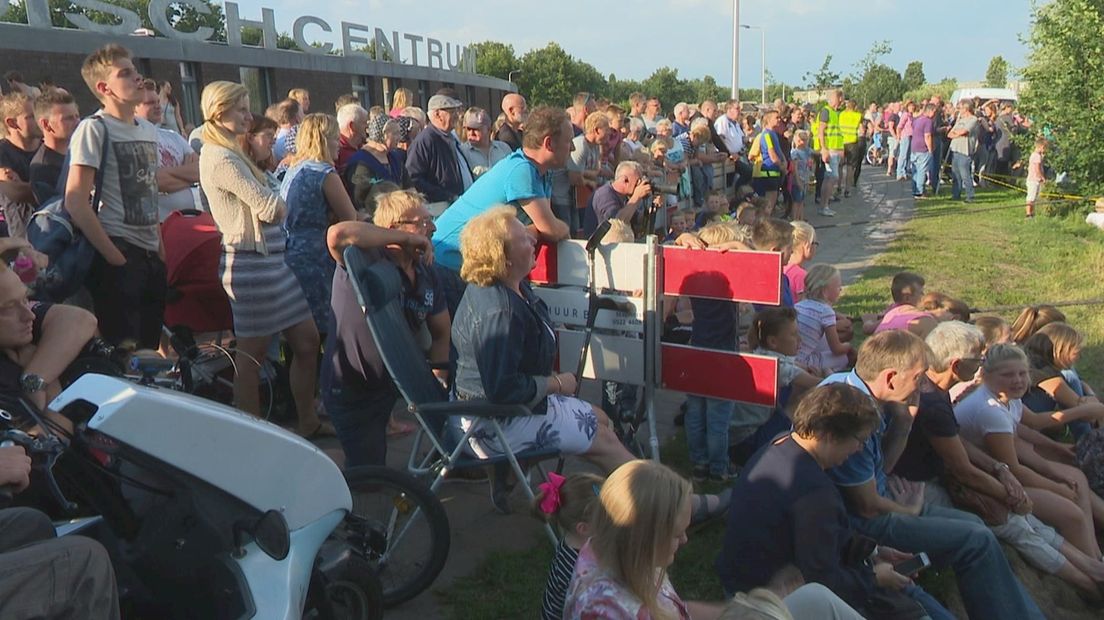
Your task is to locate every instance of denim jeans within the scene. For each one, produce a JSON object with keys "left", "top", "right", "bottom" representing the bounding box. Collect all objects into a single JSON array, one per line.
[
  {"left": 951, "top": 152, "right": 974, "bottom": 201},
  {"left": 685, "top": 395, "right": 735, "bottom": 475},
  {"left": 910, "top": 152, "right": 931, "bottom": 196},
  {"left": 895, "top": 136, "right": 911, "bottom": 178},
  {"left": 323, "top": 381, "right": 398, "bottom": 468},
  {"left": 928, "top": 145, "right": 943, "bottom": 194},
  {"left": 855, "top": 504, "right": 1044, "bottom": 620}
]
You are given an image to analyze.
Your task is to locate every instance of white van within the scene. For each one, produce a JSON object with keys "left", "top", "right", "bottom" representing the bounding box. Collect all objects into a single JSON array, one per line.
[{"left": 950, "top": 88, "right": 1018, "bottom": 105}]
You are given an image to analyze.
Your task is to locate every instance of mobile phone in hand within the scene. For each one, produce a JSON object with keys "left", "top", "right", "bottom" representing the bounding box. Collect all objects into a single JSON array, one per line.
[{"left": 894, "top": 552, "right": 931, "bottom": 576}]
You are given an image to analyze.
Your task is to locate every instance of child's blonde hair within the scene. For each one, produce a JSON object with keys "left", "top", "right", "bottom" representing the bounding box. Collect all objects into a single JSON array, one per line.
[
  {"left": 291, "top": 113, "right": 339, "bottom": 165},
  {"left": 698, "top": 223, "right": 739, "bottom": 246},
  {"left": 790, "top": 220, "right": 815, "bottom": 248},
  {"left": 973, "top": 315, "right": 1009, "bottom": 349},
  {"left": 1011, "top": 304, "right": 1066, "bottom": 344},
  {"left": 1023, "top": 322, "right": 1083, "bottom": 371},
  {"left": 803, "top": 264, "right": 840, "bottom": 303},
  {"left": 531, "top": 472, "right": 604, "bottom": 534},
  {"left": 793, "top": 129, "right": 810, "bottom": 145},
  {"left": 982, "top": 343, "right": 1028, "bottom": 374}
]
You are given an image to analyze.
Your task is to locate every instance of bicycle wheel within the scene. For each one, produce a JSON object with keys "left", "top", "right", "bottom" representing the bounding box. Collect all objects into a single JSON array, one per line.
[{"left": 335, "top": 466, "right": 450, "bottom": 608}]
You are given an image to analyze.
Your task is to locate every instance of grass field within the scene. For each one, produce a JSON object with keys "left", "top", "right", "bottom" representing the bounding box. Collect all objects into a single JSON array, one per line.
[{"left": 437, "top": 188, "right": 1104, "bottom": 619}]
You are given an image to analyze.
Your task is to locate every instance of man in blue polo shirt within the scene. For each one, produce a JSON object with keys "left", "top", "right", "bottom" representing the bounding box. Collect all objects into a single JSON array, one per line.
[
  {"left": 431, "top": 106, "right": 573, "bottom": 314},
  {"left": 822, "top": 330, "right": 1044, "bottom": 620}
]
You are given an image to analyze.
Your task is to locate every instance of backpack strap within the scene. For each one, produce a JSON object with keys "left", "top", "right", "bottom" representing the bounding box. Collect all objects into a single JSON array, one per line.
[{"left": 89, "top": 116, "right": 110, "bottom": 214}]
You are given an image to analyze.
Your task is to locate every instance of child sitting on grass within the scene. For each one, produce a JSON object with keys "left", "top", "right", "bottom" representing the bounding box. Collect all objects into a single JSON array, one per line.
[
  {"left": 730, "top": 307, "right": 824, "bottom": 465},
  {"left": 918, "top": 291, "right": 972, "bottom": 323},
  {"left": 864, "top": 271, "right": 938, "bottom": 338},
  {"left": 795, "top": 264, "right": 853, "bottom": 373},
  {"left": 783, "top": 221, "right": 816, "bottom": 301},
  {"left": 534, "top": 472, "right": 604, "bottom": 620},
  {"left": 1022, "top": 322, "right": 1104, "bottom": 440}
]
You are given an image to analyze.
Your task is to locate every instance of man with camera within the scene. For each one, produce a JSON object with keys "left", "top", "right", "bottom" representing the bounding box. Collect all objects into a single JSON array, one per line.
[{"left": 581, "top": 160, "right": 654, "bottom": 238}]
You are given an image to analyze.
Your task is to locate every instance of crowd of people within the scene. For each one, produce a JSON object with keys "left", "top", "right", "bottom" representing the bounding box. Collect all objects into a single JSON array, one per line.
[{"left": 0, "top": 40, "right": 1099, "bottom": 620}]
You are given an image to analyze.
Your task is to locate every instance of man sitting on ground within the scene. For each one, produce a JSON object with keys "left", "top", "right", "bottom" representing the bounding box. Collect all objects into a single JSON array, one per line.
[{"left": 823, "top": 330, "right": 1045, "bottom": 619}]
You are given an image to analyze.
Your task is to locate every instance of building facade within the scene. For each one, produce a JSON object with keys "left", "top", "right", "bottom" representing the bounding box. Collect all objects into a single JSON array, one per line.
[{"left": 0, "top": 21, "right": 515, "bottom": 130}]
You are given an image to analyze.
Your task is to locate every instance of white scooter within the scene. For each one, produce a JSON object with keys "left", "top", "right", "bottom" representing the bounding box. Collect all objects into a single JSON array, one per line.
[{"left": 1, "top": 373, "right": 388, "bottom": 619}]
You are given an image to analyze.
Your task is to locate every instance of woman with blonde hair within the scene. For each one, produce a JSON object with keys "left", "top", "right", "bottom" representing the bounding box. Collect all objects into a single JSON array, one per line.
[
  {"left": 389, "top": 87, "right": 412, "bottom": 118},
  {"left": 198, "top": 81, "right": 330, "bottom": 436},
  {"left": 1022, "top": 322, "right": 1103, "bottom": 440},
  {"left": 1010, "top": 304, "right": 1066, "bottom": 344},
  {"left": 280, "top": 113, "right": 358, "bottom": 335}
]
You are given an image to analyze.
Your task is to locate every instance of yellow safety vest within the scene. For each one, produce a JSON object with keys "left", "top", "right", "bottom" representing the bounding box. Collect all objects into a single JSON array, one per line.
[
  {"left": 812, "top": 104, "right": 844, "bottom": 151},
  {"left": 839, "top": 110, "right": 863, "bottom": 145}
]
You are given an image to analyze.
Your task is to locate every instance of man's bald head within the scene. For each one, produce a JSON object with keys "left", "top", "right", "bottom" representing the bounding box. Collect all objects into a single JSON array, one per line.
[{"left": 502, "top": 93, "right": 528, "bottom": 127}]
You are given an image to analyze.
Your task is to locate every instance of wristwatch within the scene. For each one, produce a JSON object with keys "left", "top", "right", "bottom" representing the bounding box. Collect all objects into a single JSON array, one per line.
[{"left": 19, "top": 372, "right": 46, "bottom": 394}]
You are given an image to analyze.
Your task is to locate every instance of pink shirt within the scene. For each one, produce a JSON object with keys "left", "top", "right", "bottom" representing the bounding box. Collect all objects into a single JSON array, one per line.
[
  {"left": 875, "top": 304, "right": 933, "bottom": 333},
  {"left": 1027, "top": 152, "right": 1044, "bottom": 183},
  {"left": 783, "top": 263, "right": 807, "bottom": 299}
]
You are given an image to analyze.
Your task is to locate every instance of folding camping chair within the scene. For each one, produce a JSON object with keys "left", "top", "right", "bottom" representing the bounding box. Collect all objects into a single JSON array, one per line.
[{"left": 343, "top": 247, "right": 559, "bottom": 543}]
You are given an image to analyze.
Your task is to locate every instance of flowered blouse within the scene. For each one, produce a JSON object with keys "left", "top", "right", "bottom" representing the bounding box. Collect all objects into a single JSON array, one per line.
[{"left": 563, "top": 541, "right": 690, "bottom": 620}]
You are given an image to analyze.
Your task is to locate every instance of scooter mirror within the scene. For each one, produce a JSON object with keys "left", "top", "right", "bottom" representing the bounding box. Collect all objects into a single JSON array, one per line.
[{"left": 252, "top": 509, "right": 290, "bottom": 561}]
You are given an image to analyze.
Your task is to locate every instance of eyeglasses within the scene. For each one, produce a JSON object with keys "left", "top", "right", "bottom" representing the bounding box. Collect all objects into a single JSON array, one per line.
[{"left": 395, "top": 217, "right": 433, "bottom": 228}]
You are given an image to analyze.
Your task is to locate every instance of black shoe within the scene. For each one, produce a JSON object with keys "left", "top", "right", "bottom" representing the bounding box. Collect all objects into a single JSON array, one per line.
[{"left": 488, "top": 462, "right": 517, "bottom": 514}]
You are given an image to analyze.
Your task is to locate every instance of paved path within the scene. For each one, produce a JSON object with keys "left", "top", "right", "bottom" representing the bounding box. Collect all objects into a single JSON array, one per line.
[{"left": 351, "top": 167, "right": 916, "bottom": 619}]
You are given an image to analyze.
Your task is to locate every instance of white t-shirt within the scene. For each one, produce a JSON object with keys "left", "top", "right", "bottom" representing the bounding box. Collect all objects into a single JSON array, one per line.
[
  {"left": 69, "top": 114, "right": 160, "bottom": 252},
  {"left": 795, "top": 298, "right": 848, "bottom": 371},
  {"left": 156, "top": 128, "right": 198, "bottom": 220},
  {"left": 953, "top": 384, "right": 1022, "bottom": 447},
  {"left": 714, "top": 115, "right": 745, "bottom": 154}
]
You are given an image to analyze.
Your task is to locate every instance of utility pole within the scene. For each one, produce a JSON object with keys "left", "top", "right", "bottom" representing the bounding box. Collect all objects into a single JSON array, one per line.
[{"left": 731, "top": 0, "right": 740, "bottom": 102}]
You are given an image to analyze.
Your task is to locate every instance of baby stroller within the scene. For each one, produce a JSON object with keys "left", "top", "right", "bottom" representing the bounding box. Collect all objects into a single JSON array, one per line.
[
  {"left": 866, "top": 131, "right": 887, "bottom": 167},
  {"left": 160, "top": 209, "right": 291, "bottom": 420}
]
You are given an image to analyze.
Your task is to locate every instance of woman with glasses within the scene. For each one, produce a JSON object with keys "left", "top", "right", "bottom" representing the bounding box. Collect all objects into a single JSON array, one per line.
[{"left": 321, "top": 189, "right": 440, "bottom": 467}]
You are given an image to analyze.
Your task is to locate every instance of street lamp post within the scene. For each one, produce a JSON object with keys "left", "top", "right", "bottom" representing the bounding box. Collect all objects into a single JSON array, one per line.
[
  {"left": 741, "top": 24, "right": 766, "bottom": 105},
  {"left": 731, "top": 0, "right": 739, "bottom": 102},
  {"left": 508, "top": 69, "right": 522, "bottom": 84}
]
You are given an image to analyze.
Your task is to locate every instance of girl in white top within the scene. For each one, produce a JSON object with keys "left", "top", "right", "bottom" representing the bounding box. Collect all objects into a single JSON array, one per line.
[
  {"left": 795, "top": 264, "right": 852, "bottom": 373},
  {"left": 955, "top": 344, "right": 1104, "bottom": 572}
]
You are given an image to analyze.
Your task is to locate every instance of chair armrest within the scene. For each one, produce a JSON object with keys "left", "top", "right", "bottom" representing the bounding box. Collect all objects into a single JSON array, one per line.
[{"left": 416, "top": 399, "right": 534, "bottom": 419}]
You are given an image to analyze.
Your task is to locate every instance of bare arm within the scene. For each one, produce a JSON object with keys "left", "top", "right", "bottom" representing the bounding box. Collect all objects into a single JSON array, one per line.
[
  {"left": 839, "top": 479, "right": 920, "bottom": 519},
  {"left": 824, "top": 322, "right": 852, "bottom": 356},
  {"left": 64, "top": 165, "right": 126, "bottom": 266},
  {"left": 21, "top": 304, "right": 98, "bottom": 411},
  {"left": 156, "top": 161, "right": 200, "bottom": 194},
  {"left": 0, "top": 180, "right": 34, "bottom": 204},
  {"left": 1039, "top": 376, "right": 1092, "bottom": 409},
  {"left": 321, "top": 172, "right": 358, "bottom": 222},
  {"left": 326, "top": 221, "right": 432, "bottom": 265},
  {"left": 519, "top": 197, "right": 569, "bottom": 243},
  {"left": 880, "top": 404, "right": 913, "bottom": 474},
  {"left": 931, "top": 435, "right": 1010, "bottom": 501}
]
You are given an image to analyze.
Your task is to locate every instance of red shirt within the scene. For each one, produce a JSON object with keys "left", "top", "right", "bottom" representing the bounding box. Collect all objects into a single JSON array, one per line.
[{"left": 336, "top": 135, "right": 357, "bottom": 175}]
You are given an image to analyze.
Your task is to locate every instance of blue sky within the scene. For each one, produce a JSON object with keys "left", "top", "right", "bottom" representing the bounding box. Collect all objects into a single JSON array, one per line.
[{"left": 237, "top": 0, "right": 1036, "bottom": 87}]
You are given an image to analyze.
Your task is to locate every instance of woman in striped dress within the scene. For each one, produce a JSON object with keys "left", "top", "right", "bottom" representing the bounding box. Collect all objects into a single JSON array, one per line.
[{"left": 198, "top": 81, "right": 333, "bottom": 437}]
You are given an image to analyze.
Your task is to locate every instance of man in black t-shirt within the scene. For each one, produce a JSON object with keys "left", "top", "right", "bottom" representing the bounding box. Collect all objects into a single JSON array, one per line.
[
  {"left": 0, "top": 92, "right": 43, "bottom": 221},
  {"left": 28, "top": 90, "right": 80, "bottom": 205},
  {"left": 892, "top": 321, "right": 1028, "bottom": 513},
  {"left": 494, "top": 93, "right": 527, "bottom": 152}
]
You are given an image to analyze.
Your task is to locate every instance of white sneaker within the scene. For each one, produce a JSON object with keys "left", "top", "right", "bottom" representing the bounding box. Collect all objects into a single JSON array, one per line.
[{"left": 818, "top": 208, "right": 836, "bottom": 217}]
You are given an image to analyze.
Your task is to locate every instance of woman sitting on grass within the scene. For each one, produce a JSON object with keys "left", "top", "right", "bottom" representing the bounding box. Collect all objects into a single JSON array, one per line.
[
  {"left": 564, "top": 460, "right": 863, "bottom": 620},
  {"left": 1022, "top": 322, "right": 1103, "bottom": 440},
  {"left": 1011, "top": 304, "right": 1067, "bottom": 344},
  {"left": 954, "top": 344, "right": 1104, "bottom": 563}
]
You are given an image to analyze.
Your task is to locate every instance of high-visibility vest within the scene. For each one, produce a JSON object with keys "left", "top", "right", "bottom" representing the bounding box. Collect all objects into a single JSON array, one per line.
[
  {"left": 839, "top": 110, "right": 863, "bottom": 145},
  {"left": 811, "top": 105, "right": 845, "bottom": 151}
]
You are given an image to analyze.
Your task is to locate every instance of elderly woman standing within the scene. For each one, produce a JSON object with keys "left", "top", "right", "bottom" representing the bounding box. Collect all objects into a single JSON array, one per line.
[
  {"left": 281, "top": 113, "right": 359, "bottom": 336},
  {"left": 346, "top": 115, "right": 405, "bottom": 214},
  {"left": 198, "top": 81, "right": 328, "bottom": 436}
]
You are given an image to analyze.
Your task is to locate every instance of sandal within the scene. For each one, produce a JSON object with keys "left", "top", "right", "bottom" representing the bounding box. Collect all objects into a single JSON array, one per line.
[
  {"left": 690, "top": 488, "right": 732, "bottom": 527},
  {"left": 299, "top": 421, "right": 336, "bottom": 439}
]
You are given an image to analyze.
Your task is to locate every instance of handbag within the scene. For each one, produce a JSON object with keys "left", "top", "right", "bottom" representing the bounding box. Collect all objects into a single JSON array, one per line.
[
  {"left": 26, "top": 116, "right": 109, "bottom": 302},
  {"left": 943, "top": 474, "right": 1010, "bottom": 526}
]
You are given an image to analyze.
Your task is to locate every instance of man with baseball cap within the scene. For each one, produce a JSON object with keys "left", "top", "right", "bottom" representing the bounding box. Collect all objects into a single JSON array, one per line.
[
  {"left": 459, "top": 107, "right": 511, "bottom": 178},
  {"left": 405, "top": 93, "right": 473, "bottom": 211}
]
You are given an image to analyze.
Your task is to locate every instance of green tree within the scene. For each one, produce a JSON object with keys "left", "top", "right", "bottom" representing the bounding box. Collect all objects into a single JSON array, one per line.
[
  {"left": 986, "top": 55, "right": 1009, "bottom": 88},
  {"left": 1018, "top": 0, "right": 1104, "bottom": 200},
  {"left": 902, "top": 77, "right": 957, "bottom": 104},
  {"left": 470, "top": 41, "right": 516, "bottom": 81},
  {"left": 903, "top": 61, "right": 925, "bottom": 92},
  {"left": 640, "top": 67, "right": 695, "bottom": 111},
  {"left": 853, "top": 64, "right": 904, "bottom": 106},
  {"left": 516, "top": 42, "right": 590, "bottom": 106},
  {"left": 2, "top": 0, "right": 224, "bottom": 37},
  {"left": 852, "top": 40, "right": 893, "bottom": 80},
  {"left": 803, "top": 54, "right": 840, "bottom": 90}
]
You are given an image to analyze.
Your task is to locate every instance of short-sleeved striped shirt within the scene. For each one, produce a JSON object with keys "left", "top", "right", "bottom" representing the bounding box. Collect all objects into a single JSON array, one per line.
[{"left": 541, "top": 538, "right": 580, "bottom": 620}]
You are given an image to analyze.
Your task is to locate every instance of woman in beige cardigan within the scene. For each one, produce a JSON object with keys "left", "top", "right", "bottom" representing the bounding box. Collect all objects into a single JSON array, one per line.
[{"left": 198, "top": 81, "right": 332, "bottom": 437}]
